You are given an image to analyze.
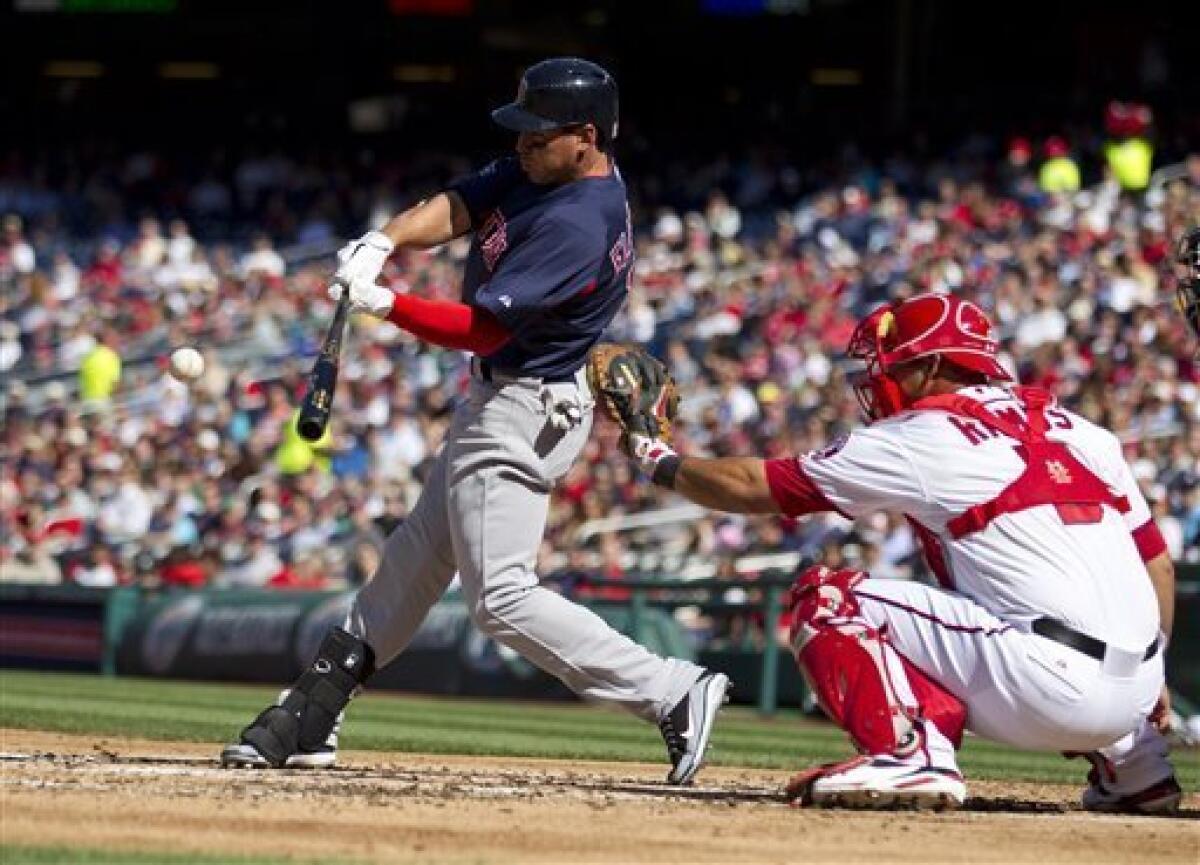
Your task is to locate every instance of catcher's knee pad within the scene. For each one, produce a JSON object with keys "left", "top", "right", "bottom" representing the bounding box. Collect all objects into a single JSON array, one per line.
[
  {"left": 787, "top": 566, "right": 965, "bottom": 756},
  {"left": 786, "top": 565, "right": 867, "bottom": 627},
  {"left": 241, "top": 627, "right": 375, "bottom": 767}
]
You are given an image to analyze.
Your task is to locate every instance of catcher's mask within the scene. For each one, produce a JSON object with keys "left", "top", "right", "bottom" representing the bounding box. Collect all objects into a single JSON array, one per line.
[{"left": 847, "top": 293, "right": 1011, "bottom": 421}]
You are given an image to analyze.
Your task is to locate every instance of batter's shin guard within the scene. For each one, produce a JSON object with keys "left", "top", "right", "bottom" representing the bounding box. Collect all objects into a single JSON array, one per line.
[{"left": 240, "top": 627, "right": 375, "bottom": 768}]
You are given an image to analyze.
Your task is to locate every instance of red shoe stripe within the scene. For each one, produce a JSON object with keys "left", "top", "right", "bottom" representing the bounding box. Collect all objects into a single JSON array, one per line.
[{"left": 785, "top": 756, "right": 869, "bottom": 802}]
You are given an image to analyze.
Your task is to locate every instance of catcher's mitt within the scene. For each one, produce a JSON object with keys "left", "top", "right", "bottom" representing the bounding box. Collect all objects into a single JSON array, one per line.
[
  {"left": 586, "top": 343, "right": 680, "bottom": 442},
  {"left": 1176, "top": 226, "right": 1200, "bottom": 345}
]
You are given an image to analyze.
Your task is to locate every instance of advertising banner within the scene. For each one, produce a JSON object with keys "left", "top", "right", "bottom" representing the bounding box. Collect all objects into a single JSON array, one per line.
[
  {"left": 112, "top": 588, "right": 688, "bottom": 699},
  {"left": 0, "top": 585, "right": 109, "bottom": 671}
]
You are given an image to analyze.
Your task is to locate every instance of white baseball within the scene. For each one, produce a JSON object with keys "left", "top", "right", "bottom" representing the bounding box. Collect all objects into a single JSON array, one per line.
[{"left": 169, "top": 347, "right": 205, "bottom": 381}]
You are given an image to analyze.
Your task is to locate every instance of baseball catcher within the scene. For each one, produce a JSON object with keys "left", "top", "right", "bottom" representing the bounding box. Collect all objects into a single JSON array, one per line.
[{"left": 614, "top": 292, "right": 1180, "bottom": 813}]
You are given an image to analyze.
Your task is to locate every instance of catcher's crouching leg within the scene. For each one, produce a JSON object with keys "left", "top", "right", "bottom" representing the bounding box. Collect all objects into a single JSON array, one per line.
[
  {"left": 784, "top": 566, "right": 966, "bottom": 806},
  {"left": 239, "top": 627, "right": 375, "bottom": 768}
]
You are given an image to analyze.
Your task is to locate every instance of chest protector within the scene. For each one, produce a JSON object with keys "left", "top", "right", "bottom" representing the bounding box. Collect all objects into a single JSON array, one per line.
[{"left": 911, "top": 387, "right": 1129, "bottom": 539}]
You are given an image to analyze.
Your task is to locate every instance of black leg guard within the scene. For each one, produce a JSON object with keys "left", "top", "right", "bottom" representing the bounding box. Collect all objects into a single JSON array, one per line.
[{"left": 240, "top": 627, "right": 374, "bottom": 767}]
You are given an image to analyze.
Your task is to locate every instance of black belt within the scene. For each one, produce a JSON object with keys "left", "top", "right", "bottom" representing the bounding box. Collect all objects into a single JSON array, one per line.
[
  {"left": 474, "top": 358, "right": 577, "bottom": 384},
  {"left": 1032, "top": 617, "right": 1158, "bottom": 663}
]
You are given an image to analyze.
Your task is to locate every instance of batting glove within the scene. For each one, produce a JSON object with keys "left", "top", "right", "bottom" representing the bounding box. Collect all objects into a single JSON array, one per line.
[
  {"left": 329, "top": 278, "right": 396, "bottom": 318},
  {"left": 542, "top": 390, "right": 584, "bottom": 431},
  {"left": 334, "top": 230, "right": 394, "bottom": 287}
]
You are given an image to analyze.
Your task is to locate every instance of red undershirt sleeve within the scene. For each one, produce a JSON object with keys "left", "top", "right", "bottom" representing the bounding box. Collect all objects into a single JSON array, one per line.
[
  {"left": 385, "top": 293, "right": 512, "bottom": 355},
  {"left": 764, "top": 458, "right": 841, "bottom": 517},
  {"left": 1130, "top": 519, "right": 1168, "bottom": 563}
]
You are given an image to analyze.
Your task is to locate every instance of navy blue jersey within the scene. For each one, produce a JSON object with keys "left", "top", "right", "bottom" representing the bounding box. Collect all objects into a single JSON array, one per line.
[{"left": 449, "top": 156, "right": 634, "bottom": 380}]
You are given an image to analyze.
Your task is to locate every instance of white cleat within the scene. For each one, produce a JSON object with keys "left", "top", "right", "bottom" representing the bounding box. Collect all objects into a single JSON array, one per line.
[
  {"left": 787, "top": 756, "right": 966, "bottom": 810},
  {"left": 219, "top": 741, "right": 337, "bottom": 769}
]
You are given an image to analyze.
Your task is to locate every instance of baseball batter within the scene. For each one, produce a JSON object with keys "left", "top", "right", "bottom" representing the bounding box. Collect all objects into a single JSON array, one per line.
[
  {"left": 622, "top": 293, "right": 1179, "bottom": 811},
  {"left": 221, "top": 57, "right": 729, "bottom": 784}
]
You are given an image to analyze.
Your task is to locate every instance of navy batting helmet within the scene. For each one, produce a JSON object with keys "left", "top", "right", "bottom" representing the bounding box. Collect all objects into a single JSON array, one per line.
[{"left": 491, "top": 57, "right": 618, "bottom": 144}]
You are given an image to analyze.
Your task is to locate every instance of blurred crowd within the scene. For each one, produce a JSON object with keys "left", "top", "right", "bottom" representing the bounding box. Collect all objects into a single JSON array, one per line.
[{"left": 2, "top": 129, "right": 1198, "bottom": 649}]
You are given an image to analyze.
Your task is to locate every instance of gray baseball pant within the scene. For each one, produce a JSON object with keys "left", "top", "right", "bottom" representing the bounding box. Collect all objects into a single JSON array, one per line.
[{"left": 346, "top": 368, "right": 702, "bottom": 722}]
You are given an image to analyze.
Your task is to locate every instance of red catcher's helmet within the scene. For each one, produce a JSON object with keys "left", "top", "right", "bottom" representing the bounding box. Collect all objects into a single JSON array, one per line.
[{"left": 846, "top": 293, "right": 1011, "bottom": 420}]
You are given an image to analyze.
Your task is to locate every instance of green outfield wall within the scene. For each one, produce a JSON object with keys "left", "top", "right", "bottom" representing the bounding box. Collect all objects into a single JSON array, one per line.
[{"left": 3, "top": 565, "right": 1197, "bottom": 712}]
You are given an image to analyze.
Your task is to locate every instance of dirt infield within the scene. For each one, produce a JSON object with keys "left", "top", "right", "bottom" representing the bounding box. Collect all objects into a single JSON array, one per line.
[{"left": 1, "top": 730, "right": 1196, "bottom": 864}]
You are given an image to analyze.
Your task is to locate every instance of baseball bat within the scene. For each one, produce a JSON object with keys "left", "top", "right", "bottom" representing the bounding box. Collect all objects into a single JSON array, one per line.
[{"left": 297, "top": 283, "right": 351, "bottom": 442}]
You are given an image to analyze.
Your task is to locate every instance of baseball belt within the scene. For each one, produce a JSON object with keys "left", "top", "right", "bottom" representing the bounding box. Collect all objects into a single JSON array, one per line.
[
  {"left": 1032, "top": 617, "right": 1158, "bottom": 664},
  {"left": 471, "top": 357, "right": 579, "bottom": 384}
]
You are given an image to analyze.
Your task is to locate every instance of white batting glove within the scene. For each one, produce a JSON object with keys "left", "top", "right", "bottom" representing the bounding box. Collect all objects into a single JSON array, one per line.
[
  {"left": 334, "top": 230, "right": 394, "bottom": 287},
  {"left": 542, "top": 391, "right": 584, "bottom": 431},
  {"left": 328, "top": 278, "right": 396, "bottom": 318}
]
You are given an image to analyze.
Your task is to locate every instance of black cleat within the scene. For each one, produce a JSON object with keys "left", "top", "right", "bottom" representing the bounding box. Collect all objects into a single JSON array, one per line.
[
  {"left": 659, "top": 671, "right": 731, "bottom": 785},
  {"left": 1082, "top": 774, "right": 1182, "bottom": 814},
  {"left": 219, "top": 689, "right": 340, "bottom": 769}
]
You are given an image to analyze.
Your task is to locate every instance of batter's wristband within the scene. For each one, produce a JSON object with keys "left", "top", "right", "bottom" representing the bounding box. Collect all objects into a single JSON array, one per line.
[{"left": 651, "top": 455, "right": 682, "bottom": 489}]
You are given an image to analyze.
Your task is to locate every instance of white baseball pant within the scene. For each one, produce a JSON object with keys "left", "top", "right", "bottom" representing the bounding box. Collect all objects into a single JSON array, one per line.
[{"left": 853, "top": 577, "right": 1171, "bottom": 788}]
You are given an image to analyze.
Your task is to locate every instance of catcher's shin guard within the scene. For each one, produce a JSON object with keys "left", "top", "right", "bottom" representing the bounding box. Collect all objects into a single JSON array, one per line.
[
  {"left": 240, "top": 627, "right": 375, "bottom": 768},
  {"left": 787, "top": 566, "right": 965, "bottom": 757}
]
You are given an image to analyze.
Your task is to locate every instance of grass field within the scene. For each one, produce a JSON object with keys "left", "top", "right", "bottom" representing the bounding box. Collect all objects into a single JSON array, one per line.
[{"left": 1, "top": 669, "right": 1196, "bottom": 788}]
